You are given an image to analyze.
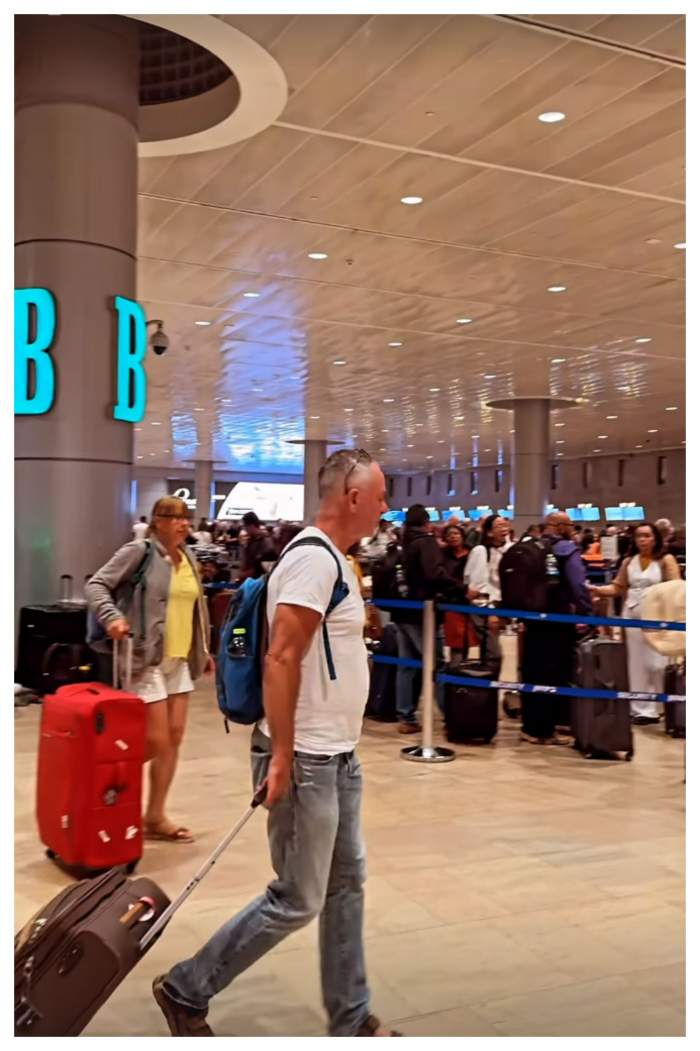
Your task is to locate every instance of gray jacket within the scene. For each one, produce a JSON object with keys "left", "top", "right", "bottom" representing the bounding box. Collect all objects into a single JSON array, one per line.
[{"left": 85, "top": 538, "right": 210, "bottom": 682}]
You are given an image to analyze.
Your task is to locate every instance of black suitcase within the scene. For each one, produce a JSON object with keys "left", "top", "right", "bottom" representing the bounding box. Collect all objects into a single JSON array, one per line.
[
  {"left": 573, "top": 638, "right": 633, "bottom": 760},
  {"left": 365, "top": 623, "right": 400, "bottom": 722},
  {"left": 15, "top": 789, "right": 266, "bottom": 1036},
  {"left": 443, "top": 659, "right": 498, "bottom": 744},
  {"left": 664, "top": 661, "right": 686, "bottom": 738},
  {"left": 15, "top": 605, "right": 93, "bottom": 694}
]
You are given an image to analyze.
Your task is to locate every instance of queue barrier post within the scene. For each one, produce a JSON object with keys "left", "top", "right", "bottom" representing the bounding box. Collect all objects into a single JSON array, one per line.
[{"left": 400, "top": 599, "right": 455, "bottom": 764}]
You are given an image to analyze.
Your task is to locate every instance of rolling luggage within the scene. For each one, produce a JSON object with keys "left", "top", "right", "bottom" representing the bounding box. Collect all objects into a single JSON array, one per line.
[
  {"left": 664, "top": 660, "right": 686, "bottom": 738},
  {"left": 36, "top": 639, "right": 146, "bottom": 877},
  {"left": 16, "top": 576, "right": 93, "bottom": 695},
  {"left": 573, "top": 637, "right": 633, "bottom": 760},
  {"left": 15, "top": 789, "right": 266, "bottom": 1036},
  {"left": 365, "top": 622, "right": 400, "bottom": 722},
  {"left": 443, "top": 658, "right": 498, "bottom": 744}
]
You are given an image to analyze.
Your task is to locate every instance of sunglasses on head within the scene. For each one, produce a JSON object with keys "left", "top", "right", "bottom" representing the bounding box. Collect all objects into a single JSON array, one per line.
[{"left": 344, "top": 449, "right": 372, "bottom": 493}]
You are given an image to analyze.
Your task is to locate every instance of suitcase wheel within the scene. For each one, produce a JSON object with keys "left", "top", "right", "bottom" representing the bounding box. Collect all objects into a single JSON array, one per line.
[
  {"left": 625, "top": 751, "right": 633, "bottom": 762},
  {"left": 126, "top": 859, "right": 139, "bottom": 874},
  {"left": 45, "top": 848, "right": 56, "bottom": 860}
]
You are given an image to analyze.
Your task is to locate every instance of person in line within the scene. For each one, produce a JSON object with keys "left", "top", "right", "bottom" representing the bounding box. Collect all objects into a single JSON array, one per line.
[
  {"left": 192, "top": 518, "right": 213, "bottom": 545},
  {"left": 655, "top": 518, "right": 674, "bottom": 551},
  {"left": 590, "top": 521, "right": 680, "bottom": 724},
  {"left": 441, "top": 524, "right": 474, "bottom": 660},
  {"left": 86, "top": 496, "right": 213, "bottom": 843},
  {"left": 152, "top": 449, "right": 402, "bottom": 1037},
  {"left": 239, "top": 512, "right": 277, "bottom": 580},
  {"left": 463, "top": 514, "right": 512, "bottom": 670},
  {"left": 520, "top": 512, "right": 592, "bottom": 745},
  {"left": 133, "top": 515, "right": 149, "bottom": 541},
  {"left": 442, "top": 524, "right": 470, "bottom": 583},
  {"left": 391, "top": 505, "right": 461, "bottom": 733}
]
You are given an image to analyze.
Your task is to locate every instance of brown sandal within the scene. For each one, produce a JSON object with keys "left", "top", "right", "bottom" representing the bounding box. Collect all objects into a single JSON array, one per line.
[{"left": 356, "top": 1014, "right": 403, "bottom": 1037}]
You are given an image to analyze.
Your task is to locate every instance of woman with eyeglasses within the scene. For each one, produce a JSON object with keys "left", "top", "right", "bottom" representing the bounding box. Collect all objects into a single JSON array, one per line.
[{"left": 86, "top": 496, "right": 213, "bottom": 843}]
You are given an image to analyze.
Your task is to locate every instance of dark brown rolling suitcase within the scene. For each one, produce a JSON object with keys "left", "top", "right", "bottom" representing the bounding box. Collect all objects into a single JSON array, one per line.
[
  {"left": 15, "top": 788, "right": 266, "bottom": 1036},
  {"left": 572, "top": 637, "right": 633, "bottom": 760}
]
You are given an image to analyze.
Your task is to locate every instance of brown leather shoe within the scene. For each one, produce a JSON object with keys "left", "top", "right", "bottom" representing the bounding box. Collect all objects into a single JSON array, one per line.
[
  {"left": 153, "top": 976, "right": 214, "bottom": 1036},
  {"left": 398, "top": 722, "right": 421, "bottom": 734},
  {"left": 356, "top": 1013, "right": 403, "bottom": 1036}
]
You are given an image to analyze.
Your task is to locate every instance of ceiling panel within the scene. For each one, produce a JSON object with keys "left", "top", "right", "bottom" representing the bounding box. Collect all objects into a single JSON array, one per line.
[{"left": 134, "top": 13, "right": 684, "bottom": 475}]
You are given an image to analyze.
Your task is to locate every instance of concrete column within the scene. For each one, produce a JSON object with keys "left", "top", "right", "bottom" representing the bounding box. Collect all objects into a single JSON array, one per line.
[
  {"left": 194, "top": 460, "right": 214, "bottom": 524},
  {"left": 511, "top": 399, "right": 551, "bottom": 536},
  {"left": 302, "top": 440, "right": 328, "bottom": 522},
  {"left": 15, "top": 15, "right": 140, "bottom": 605}
]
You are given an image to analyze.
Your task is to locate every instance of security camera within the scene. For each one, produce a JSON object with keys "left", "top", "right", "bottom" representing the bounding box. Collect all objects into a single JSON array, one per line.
[{"left": 147, "top": 319, "right": 169, "bottom": 356}]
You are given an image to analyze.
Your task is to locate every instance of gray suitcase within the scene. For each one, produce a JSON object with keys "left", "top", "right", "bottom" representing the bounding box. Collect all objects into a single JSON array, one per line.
[{"left": 573, "top": 638, "right": 633, "bottom": 760}]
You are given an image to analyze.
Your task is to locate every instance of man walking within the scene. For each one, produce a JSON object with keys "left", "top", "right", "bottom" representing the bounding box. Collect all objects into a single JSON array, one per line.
[{"left": 153, "top": 449, "right": 401, "bottom": 1037}]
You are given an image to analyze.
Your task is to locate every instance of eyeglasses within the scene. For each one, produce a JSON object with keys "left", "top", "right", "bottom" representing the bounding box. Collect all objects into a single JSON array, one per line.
[
  {"left": 343, "top": 449, "right": 372, "bottom": 493},
  {"left": 155, "top": 514, "right": 191, "bottom": 522}
]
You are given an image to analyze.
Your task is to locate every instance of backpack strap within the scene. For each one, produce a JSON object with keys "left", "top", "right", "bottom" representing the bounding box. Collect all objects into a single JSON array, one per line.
[
  {"left": 274, "top": 537, "right": 350, "bottom": 681},
  {"left": 131, "top": 540, "right": 153, "bottom": 643}
]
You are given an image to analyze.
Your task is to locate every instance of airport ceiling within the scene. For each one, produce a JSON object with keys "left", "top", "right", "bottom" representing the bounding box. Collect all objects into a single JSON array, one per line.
[{"left": 136, "top": 13, "right": 685, "bottom": 476}]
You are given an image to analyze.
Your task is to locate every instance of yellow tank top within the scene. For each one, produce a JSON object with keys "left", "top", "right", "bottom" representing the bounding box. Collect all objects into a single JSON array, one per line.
[{"left": 164, "top": 556, "right": 200, "bottom": 659}]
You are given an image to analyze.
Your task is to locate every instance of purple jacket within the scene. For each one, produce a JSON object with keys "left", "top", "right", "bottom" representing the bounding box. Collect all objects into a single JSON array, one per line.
[{"left": 547, "top": 536, "right": 592, "bottom": 615}]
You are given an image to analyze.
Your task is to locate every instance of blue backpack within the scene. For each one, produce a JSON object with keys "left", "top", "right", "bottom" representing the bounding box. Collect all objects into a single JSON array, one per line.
[{"left": 216, "top": 537, "right": 350, "bottom": 729}]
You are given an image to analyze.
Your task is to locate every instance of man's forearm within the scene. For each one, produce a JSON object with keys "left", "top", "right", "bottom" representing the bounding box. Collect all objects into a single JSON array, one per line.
[{"left": 262, "top": 653, "right": 301, "bottom": 759}]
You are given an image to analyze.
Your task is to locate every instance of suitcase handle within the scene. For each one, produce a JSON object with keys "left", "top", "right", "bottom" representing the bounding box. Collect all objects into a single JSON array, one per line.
[
  {"left": 112, "top": 636, "right": 134, "bottom": 691},
  {"left": 138, "top": 784, "right": 268, "bottom": 953}
]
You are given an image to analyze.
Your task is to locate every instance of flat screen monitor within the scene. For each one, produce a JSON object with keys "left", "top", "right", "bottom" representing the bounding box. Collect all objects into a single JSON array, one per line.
[
  {"left": 467, "top": 507, "right": 493, "bottom": 521},
  {"left": 498, "top": 508, "right": 514, "bottom": 520},
  {"left": 441, "top": 508, "right": 465, "bottom": 521},
  {"left": 567, "top": 507, "right": 600, "bottom": 522},
  {"left": 382, "top": 510, "right": 405, "bottom": 524},
  {"left": 426, "top": 508, "right": 440, "bottom": 523},
  {"left": 605, "top": 506, "right": 624, "bottom": 521},
  {"left": 623, "top": 505, "right": 645, "bottom": 521}
]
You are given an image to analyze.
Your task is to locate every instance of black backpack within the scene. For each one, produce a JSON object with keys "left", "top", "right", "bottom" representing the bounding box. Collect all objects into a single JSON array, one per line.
[
  {"left": 371, "top": 544, "right": 408, "bottom": 601},
  {"left": 499, "top": 536, "right": 572, "bottom": 613}
]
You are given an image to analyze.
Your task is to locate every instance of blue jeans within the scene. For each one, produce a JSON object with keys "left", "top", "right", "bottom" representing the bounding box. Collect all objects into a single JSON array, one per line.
[
  {"left": 395, "top": 622, "right": 445, "bottom": 722},
  {"left": 165, "top": 728, "right": 370, "bottom": 1036}
]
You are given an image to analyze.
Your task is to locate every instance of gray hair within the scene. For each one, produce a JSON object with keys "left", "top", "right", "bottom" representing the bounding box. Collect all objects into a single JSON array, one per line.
[{"left": 318, "top": 448, "right": 374, "bottom": 500}]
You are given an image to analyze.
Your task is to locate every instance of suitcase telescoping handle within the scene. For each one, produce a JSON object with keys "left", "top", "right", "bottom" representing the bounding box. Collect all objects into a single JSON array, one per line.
[
  {"left": 139, "top": 784, "right": 268, "bottom": 953},
  {"left": 59, "top": 574, "right": 73, "bottom": 603},
  {"left": 112, "top": 635, "right": 134, "bottom": 692}
]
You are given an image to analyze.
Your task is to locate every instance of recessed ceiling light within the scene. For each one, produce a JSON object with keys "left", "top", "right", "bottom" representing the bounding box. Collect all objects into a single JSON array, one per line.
[
  {"left": 674, "top": 242, "right": 686, "bottom": 250},
  {"left": 454, "top": 416, "right": 464, "bottom": 421},
  {"left": 593, "top": 449, "right": 601, "bottom": 453},
  {"left": 538, "top": 111, "right": 566, "bottom": 123},
  {"left": 136, "top": 455, "right": 143, "bottom": 460},
  {"left": 552, "top": 358, "right": 566, "bottom": 364},
  {"left": 388, "top": 341, "right": 403, "bottom": 347},
  {"left": 332, "top": 359, "right": 346, "bottom": 365},
  {"left": 646, "top": 238, "right": 661, "bottom": 245},
  {"left": 648, "top": 429, "right": 659, "bottom": 433},
  {"left": 472, "top": 434, "right": 480, "bottom": 439},
  {"left": 635, "top": 337, "right": 652, "bottom": 344},
  {"left": 456, "top": 318, "right": 473, "bottom": 325},
  {"left": 556, "top": 440, "right": 566, "bottom": 444},
  {"left": 510, "top": 429, "right": 515, "bottom": 434},
  {"left": 484, "top": 374, "right": 496, "bottom": 380},
  {"left": 429, "top": 387, "right": 441, "bottom": 392},
  {"left": 151, "top": 421, "right": 161, "bottom": 426},
  {"left": 426, "top": 455, "right": 433, "bottom": 459},
  {"left": 437, "top": 439, "right": 446, "bottom": 444},
  {"left": 222, "top": 399, "right": 232, "bottom": 404},
  {"left": 400, "top": 195, "right": 423, "bottom": 205},
  {"left": 636, "top": 444, "right": 644, "bottom": 449},
  {"left": 308, "top": 252, "right": 328, "bottom": 260},
  {"left": 555, "top": 422, "right": 565, "bottom": 428},
  {"left": 194, "top": 407, "right": 204, "bottom": 412},
  {"left": 606, "top": 415, "right": 618, "bottom": 420},
  {"left": 344, "top": 408, "right": 353, "bottom": 413},
  {"left": 195, "top": 320, "right": 211, "bottom": 326},
  {"left": 310, "top": 415, "right": 320, "bottom": 420},
  {"left": 597, "top": 435, "right": 608, "bottom": 439},
  {"left": 243, "top": 292, "right": 260, "bottom": 298},
  {"left": 252, "top": 386, "right": 263, "bottom": 392},
  {"left": 484, "top": 448, "right": 491, "bottom": 453},
  {"left": 666, "top": 406, "right": 678, "bottom": 411},
  {"left": 383, "top": 398, "right": 395, "bottom": 403},
  {"left": 618, "top": 386, "right": 631, "bottom": 392},
  {"left": 134, "top": 427, "right": 142, "bottom": 432},
  {"left": 547, "top": 285, "right": 567, "bottom": 293},
  {"left": 557, "top": 452, "right": 564, "bottom": 457},
  {"left": 149, "top": 452, "right": 155, "bottom": 457},
  {"left": 407, "top": 444, "right": 414, "bottom": 448}
]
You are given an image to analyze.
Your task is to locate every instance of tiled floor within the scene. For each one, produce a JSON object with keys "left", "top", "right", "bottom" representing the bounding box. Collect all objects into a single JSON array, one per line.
[{"left": 14, "top": 688, "right": 685, "bottom": 1037}]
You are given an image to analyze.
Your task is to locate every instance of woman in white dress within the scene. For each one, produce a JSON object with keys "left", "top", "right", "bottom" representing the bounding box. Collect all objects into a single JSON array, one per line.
[{"left": 591, "top": 522, "right": 680, "bottom": 724}]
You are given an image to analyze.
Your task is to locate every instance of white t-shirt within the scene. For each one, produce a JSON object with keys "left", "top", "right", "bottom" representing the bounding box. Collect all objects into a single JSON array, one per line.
[
  {"left": 464, "top": 542, "right": 513, "bottom": 605},
  {"left": 260, "top": 526, "right": 368, "bottom": 755},
  {"left": 133, "top": 522, "right": 149, "bottom": 541}
]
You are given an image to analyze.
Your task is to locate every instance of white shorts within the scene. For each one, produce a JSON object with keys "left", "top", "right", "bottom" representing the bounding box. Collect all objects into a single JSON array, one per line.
[{"left": 134, "top": 657, "right": 194, "bottom": 704}]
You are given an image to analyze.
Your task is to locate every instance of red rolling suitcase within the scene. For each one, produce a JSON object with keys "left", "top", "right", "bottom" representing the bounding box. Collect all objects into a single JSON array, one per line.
[{"left": 36, "top": 639, "right": 146, "bottom": 877}]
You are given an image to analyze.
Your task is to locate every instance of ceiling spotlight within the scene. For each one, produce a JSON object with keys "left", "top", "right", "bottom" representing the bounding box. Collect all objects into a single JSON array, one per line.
[
  {"left": 388, "top": 341, "right": 403, "bottom": 347},
  {"left": 552, "top": 358, "right": 566, "bottom": 364},
  {"left": 556, "top": 440, "right": 566, "bottom": 444},
  {"left": 437, "top": 440, "right": 446, "bottom": 444},
  {"left": 308, "top": 252, "right": 328, "bottom": 260},
  {"left": 151, "top": 421, "right": 161, "bottom": 426},
  {"left": 538, "top": 111, "right": 566, "bottom": 123},
  {"left": 426, "top": 455, "right": 433, "bottom": 459},
  {"left": 597, "top": 435, "right": 608, "bottom": 439},
  {"left": 547, "top": 285, "right": 567, "bottom": 293},
  {"left": 593, "top": 449, "right": 601, "bottom": 453},
  {"left": 194, "top": 320, "right": 211, "bottom": 326},
  {"left": 332, "top": 359, "right": 346, "bottom": 365},
  {"left": 243, "top": 292, "right": 260, "bottom": 298},
  {"left": 310, "top": 415, "right": 320, "bottom": 420},
  {"left": 606, "top": 415, "right": 618, "bottom": 420},
  {"left": 252, "top": 386, "right": 263, "bottom": 392},
  {"left": 484, "top": 374, "right": 496, "bottom": 380},
  {"left": 472, "top": 434, "right": 480, "bottom": 439},
  {"left": 635, "top": 337, "right": 652, "bottom": 344},
  {"left": 636, "top": 444, "right": 644, "bottom": 449},
  {"left": 407, "top": 444, "right": 414, "bottom": 448},
  {"left": 194, "top": 407, "right": 205, "bottom": 412},
  {"left": 555, "top": 422, "right": 565, "bottom": 428},
  {"left": 136, "top": 455, "right": 144, "bottom": 460},
  {"left": 429, "top": 387, "right": 441, "bottom": 392},
  {"left": 456, "top": 318, "right": 473, "bottom": 325},
  {"left": 400, "top": 195, "right": 423, "bottom": 205},
  {"left": 674, "top": 242, "right": 686, "bottom": 250},
  {"left": 666, "top": 406, "right": 678, "bottom": 411},
  {"left": 646, "top": 238, "right": 661, "bottom": 245},
  {"left": 383, "top": 398, "right": 395, "bottom": 403},
  {"left": 648, "top": 428, "right": 659, "bottom": 433}
]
